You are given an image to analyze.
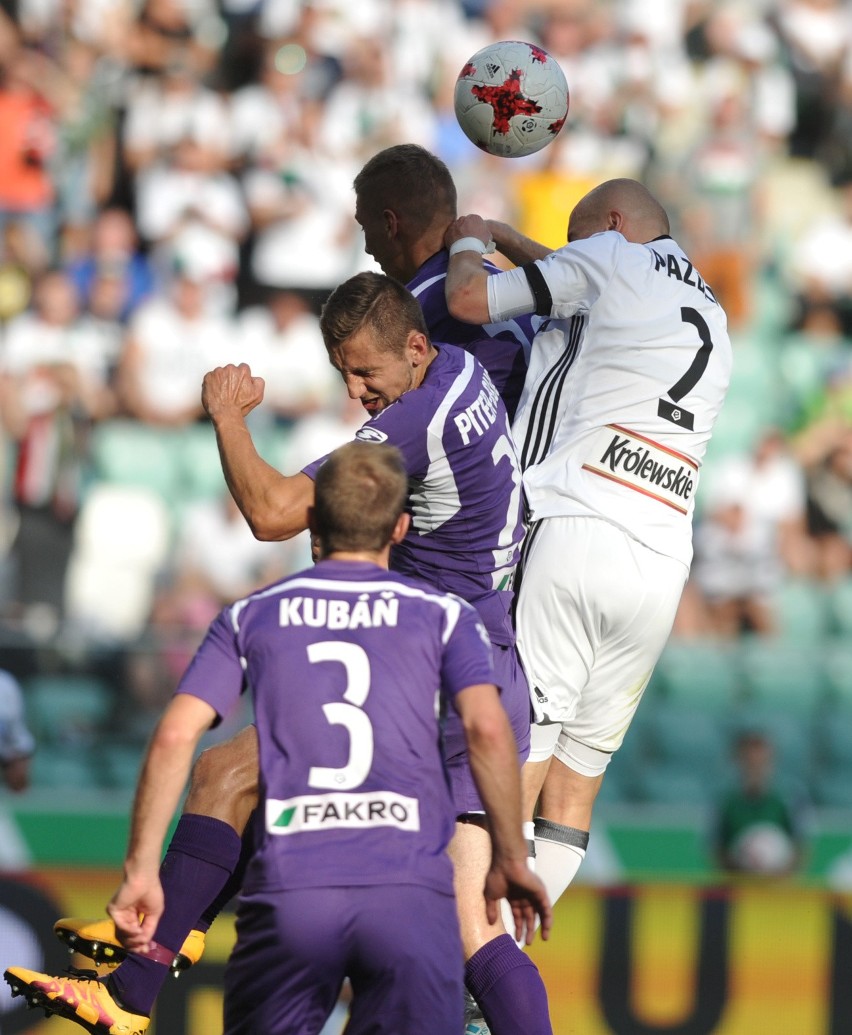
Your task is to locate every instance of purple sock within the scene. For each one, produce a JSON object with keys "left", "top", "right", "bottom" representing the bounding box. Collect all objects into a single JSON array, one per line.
[
  {"left": 197, "top": 822, "right": 254, "bottom": 931},
  {"left": 108, "top": 814, "right": 242, "bottom": 1016},
  {"left": 465, "top": 934, "right": 552, "bottom": 1035}
]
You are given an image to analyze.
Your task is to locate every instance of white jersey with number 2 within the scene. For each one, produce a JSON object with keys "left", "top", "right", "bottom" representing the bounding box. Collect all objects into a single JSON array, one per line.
[{"left": 488, "top": 230, "right": 733, "bottom": 568}]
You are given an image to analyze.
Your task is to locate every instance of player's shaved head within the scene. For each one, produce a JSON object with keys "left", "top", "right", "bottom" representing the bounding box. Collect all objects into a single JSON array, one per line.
[
  {"left": 354, "top": 144, "right": 457, "bottom": 231},
  {"left": 568, "top": 178, "right": 670, "bottom": 244},
  {"left": 313, "top": 441, "right": 408, "bottom": 554}
]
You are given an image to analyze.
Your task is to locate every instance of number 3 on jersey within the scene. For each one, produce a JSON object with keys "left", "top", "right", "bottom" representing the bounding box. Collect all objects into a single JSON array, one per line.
[
  {"left": 658, "top": 306, "right": 714, "bottom": 430},
  {"left": 307, "top": 641, "right": 373, "bottom": 791}
]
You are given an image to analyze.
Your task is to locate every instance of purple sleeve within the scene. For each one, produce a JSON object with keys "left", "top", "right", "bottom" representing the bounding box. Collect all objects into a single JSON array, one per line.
[
  {"left": 301, "top": 398, "right": 431, "bottom": 482},
  {"left": 440, "top": 600, "right": 496, "bottom": 699},
  {"left": 175, "top": 609, "right": 246, "bottom": 723},
  {"left": 356, "top": 395, "right": 430, "bottom": 476},
  {"left": 301, "top": 452, "right": 327, "bottom": 481}
]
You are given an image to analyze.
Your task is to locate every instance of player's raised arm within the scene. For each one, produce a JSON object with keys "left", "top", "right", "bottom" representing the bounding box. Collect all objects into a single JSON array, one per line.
[
  {"left": 445, "top": 215, "right": 547, "bottom": 330},
  {"left": 454, "top": 682, "right": 553, "bottom": 944},
  {"left": 202, "top": 363, "right": 314, "bottom": 541},
  {"left": 443, "top": 214, "right": 494, "bottom": 325},
  {"left": 486, "top": 220, "right": 552, "bottom": 266}
]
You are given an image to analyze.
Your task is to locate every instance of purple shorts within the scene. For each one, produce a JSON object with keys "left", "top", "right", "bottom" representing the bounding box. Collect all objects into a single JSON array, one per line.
[
  {"left": 443, "top": 643, "right": 532, "bottom": 815},
  {"left": 223, "top": 883, "right": 463, "bottom": 1035}
]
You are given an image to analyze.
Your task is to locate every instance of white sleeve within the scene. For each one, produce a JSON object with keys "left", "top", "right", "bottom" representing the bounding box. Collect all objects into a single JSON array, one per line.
[
  {"left": 486, "top": 265, "right": 537, "bottom": 322},
  {"left": 487, "top": 232, "right": 617, "bottom": 322},
  {"left": 535, "top": 234, "right": 618, "bottom": 317}
]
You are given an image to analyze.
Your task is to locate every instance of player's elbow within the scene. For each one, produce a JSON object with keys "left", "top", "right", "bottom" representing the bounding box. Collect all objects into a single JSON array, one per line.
[
  {"left": 464, "top": 706, "right": 513, "bottom": 755},
  {"left": 446, "top": 281, "right": 489, "bottom": 325},
  {"left": 244, "top": 489, "right": 308, "bottom": 542},
  {"left": 246, "top": 509, "right": 289, "bottom": 542}
]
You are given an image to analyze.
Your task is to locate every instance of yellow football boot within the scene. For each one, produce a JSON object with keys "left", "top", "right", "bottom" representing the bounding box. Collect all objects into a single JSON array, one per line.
[
  {"left": 4, "top": 966, "right": 149, "bottom": 1035},
  {"left": 53, "top": 917, "right": 205, "bottom": 974}
]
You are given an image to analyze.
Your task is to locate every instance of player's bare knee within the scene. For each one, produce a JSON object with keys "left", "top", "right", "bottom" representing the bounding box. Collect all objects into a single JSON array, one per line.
[{"left": 185, "top": 726, "right": 259, "bottom": 821}]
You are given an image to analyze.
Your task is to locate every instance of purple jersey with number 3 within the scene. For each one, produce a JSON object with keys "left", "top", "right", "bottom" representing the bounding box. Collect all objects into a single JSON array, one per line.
[{"left": 177, "top": 559, "right": 495, "bottom": 895}]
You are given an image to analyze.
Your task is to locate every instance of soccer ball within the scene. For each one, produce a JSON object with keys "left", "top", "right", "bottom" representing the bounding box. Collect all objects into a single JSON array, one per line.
[
  {"left": 454, "top": 40, "right": 569, "bottom": 159},
  {"left": 730, "top": 823, "right": 796, "bottom": 875}
]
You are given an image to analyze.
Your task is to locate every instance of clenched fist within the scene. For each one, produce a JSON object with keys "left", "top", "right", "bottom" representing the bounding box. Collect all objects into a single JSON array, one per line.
[{"left": 202, "top": 363, "right": 265, "bottom": 423}]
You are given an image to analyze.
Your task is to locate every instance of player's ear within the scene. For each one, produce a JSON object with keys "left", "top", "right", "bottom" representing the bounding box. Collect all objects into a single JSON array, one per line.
[
  {"left": 390, "top": 512, "right": 410, "bottom": 545},
  {"left": 307, "top": 508, "right": 323, "bottom": 563},
  {"left": 406, "top": 330, "right": 431, "bottom": 366},
  {"left": 383, "top": 208, "right": 399, "bottom": 238},
  {"left": 608, "top": 209, "right": 624, "bottom": 232}
]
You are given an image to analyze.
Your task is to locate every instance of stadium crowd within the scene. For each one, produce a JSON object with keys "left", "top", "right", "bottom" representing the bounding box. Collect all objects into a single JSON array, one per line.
[{"left": 0, "top": 0, "right": 851, "bottom": 806}]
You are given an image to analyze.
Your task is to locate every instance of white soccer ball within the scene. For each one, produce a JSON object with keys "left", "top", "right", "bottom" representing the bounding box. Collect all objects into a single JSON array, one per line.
[
  {"left": 730, "top": 823, "right": 796, "bottom": 875},
  {"left": 454, "top": 40, "right": 569, "bottom": 159}
]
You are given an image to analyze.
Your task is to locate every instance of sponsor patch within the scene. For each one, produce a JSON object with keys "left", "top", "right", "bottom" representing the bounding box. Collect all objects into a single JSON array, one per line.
[
  {"left": 266, "top": 791, "right": 420, "bottom": 835},
  {"left": 356, "top": 425, "right": 389, "bottom": 443},
  {"left": 582, "top": 424, "right": 698, "bottom": 513}
]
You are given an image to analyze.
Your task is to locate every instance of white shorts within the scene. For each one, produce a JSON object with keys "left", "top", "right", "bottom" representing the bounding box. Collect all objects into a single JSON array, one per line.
[{"left": 515, "top": 516, "right": 688, "bottom": 768}]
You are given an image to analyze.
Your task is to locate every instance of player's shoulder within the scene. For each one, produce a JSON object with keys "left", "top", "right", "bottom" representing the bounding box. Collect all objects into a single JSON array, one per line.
[{"left": 394, "top": 343, "right": 477, "bottom": 405}]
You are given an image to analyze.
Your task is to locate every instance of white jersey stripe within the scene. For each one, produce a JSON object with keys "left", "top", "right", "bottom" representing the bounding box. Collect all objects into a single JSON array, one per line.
[
  {"left": 519, "top": 314, "right": 586, "bottom": 470},
  {"left": 228, "top": 575, "right": 466, "bottom": 636},
  {"left": 407, "top": 352, "right": 474, "bottom": 533},
  {"left": 410, "top": 268, "right": 536, "bottom": 349},
  {"left": 408, "top": 273, "right": 444, "bottom": 298}
]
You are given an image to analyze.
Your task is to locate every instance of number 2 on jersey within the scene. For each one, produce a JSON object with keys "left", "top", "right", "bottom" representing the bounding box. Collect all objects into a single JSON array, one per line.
[
  {"left": 658, "top": 306, "right": 714, "bottom": 430},
  {"left": 307, "top": 641, "right": 373, "bottom": 791},
  {"left": 490, "top": 432, "right": 523, "bottom": 588}
]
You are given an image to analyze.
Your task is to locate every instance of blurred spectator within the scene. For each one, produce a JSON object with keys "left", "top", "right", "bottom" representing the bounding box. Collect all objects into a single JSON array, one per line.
[
  {"left": 713, "top": 727, "right": 810, "bottom": 878},
  {"left": 228, "top": 38, "right": 312, "bottom": 166},
  {"left": 124, "top": 0, "right": 220, "bottom": 83},
  {"left": 237, "top": 288, "right": 338, "bottom": 427},
  {"left": 676, "top": 87, "right": 765, "bottom": 331},
  {"left": 0, "top": 222, "right": 35, "bottom": 323},
  {"left": 1, "top": 267, "right": 120, "bottom": 402},
  {"left": 132, "top": 132, "right": 247, "bottom": 308},
  {"left": 786, "top": 178, "right": 852, "bottom": 337},
  {"left": 690, "top": 497, "right": 780, "bottom": 636},
  {"left": 48, "top": 37, "right": 118, "bottom": 258},
  {"left": 145, "top": 492, "right": 289, "bottom": 692},
  {"left": 123, "top": 58, "right": 230, "bottom": 176},
  {"left": 65, "top": 206, "right": 156, "bottom": 323},
  {"left": 689, "top": 429, "right": 814, "bottom": 635},
  {"left": 227, "top": 33, "right": 339, "bottom": 167},
  {"left": 773, "top": 0, "right": 851, "bottom": 164},
  {"left": 0, "top": 269, "right": 117, "bottom": 630},
  {"left": 242, "top": 138, "right": 360, "bottom": 298},
  {"left": 796, "top": 418, "right": 852, "bottom": 581},
  {"left": 0, "top": 668, "right": 34, "bottom": 792},
  {"left": 278, "top": 392, "right": 371, "bottom": 572},
  {"left": 778, "top": 301, "right": 848, "bottom": 431},
  {"left": 172, "top": 491, "right": 289, "bottom": 606},
  {"left": 317, "top": 33, "right": 436, "bottom": 163},
  {"left": 115, "top": 270, "right": 234, "bottom": 426},
  {"left": 389, "top": 0, "right": 477, "bottom": 98},
  {"left": 0, "top": 44, "right": 58, "bottom": 271}
]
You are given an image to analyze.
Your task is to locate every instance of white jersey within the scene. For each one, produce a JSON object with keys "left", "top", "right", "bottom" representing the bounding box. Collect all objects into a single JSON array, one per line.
[{"left": 488, "top": 231, "right": 733, "bottom": 567}]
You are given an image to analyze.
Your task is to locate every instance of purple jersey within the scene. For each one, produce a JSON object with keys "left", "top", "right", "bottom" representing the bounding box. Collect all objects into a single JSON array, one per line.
[
  {"left": 303, "top": 345, "right": 524, "bottom": 647},
  {"left": 176, "top": 559, "right": 495, "bottom": 896},
  {"left": 407, "top": 249, "right": 539, "bottom": 419}
]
